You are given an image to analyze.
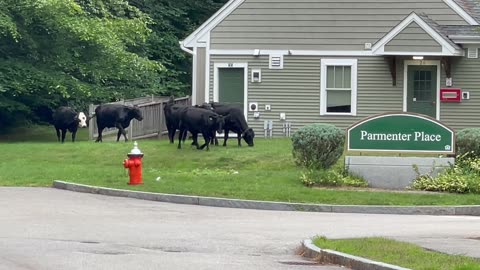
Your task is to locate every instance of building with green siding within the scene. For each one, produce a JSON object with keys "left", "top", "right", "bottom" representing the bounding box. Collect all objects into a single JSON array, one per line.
[{"left": 180, "top": 0, "right": 480, "bottom": 137}]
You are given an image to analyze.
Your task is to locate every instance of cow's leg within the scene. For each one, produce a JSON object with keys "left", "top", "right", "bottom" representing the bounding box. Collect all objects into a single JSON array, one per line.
[
  {"left": 61, "top": 129, "right": 67, "bottom": 143},
  {"left": 237, "top": 132, "right": 242, "bottom": 147},
  {"left": 199, "top": 131, "right": 209, "bottom": 151},
  {"left": 116, "top": 124, "right": 127, "bottom": 142},
  {"left": 191, "top": 133, "right": 199, "bottom": 148},
  {"left": 177, "top": 128, "right": 184, "bottom": 149},
  {"left": 223, "top": 129, "right": 230, "bottom": 147},
  {"left": 190, "top": 132, "right": 202, "bottom": 149},
  {"left": 211, "top": 132, "right": 217, "bottom": 146},
  {"left": 182, "top": 130, "right": 188, "bottom": 142},
  {"left": 55, "top": 128, "right": 61, "bottom": 142},
  {"left": 168, "top": 126, "right": 175, "bottom": 144},
  {"left": 116, "top": 129, "right": 122, "bottom": 142},
  {"left": 96, "top": 126, "right": 104, "bottom": 142},
  {"left": 72, "top": 130, "right": 77, "bottom": 142}
]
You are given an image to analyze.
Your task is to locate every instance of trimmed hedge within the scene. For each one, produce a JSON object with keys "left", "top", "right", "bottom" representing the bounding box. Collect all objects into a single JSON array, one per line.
[
  {"left": 291, "top": 123, "right": 344, "bottom": 170},
  {"left": 456, "top": 128, "right": 480, "bottom": 158}
]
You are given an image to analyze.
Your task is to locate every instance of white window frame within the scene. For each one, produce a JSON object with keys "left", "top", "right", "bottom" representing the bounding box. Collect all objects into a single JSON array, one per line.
[{"left": 320, "top": 59, "right": 358, "bottom": 116}]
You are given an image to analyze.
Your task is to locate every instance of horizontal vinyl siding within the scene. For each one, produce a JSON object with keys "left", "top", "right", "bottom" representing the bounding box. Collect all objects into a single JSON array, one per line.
[
  {"left": 385, "top": 22, "right": 442, "bottom": 52},
  {"left": 440, "top": 50, "right": 480, "bottom": 129},
  {"left": 211, "top": 0, "right": 468, "bottom": 51},
  {"left": 210, "top": 55, "right": 404, "bottom": 137}
]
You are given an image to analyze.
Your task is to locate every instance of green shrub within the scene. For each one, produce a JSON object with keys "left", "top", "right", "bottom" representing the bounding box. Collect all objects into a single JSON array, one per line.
[
  {"left": 456, "top": 128, "right": 480, "bottom": 158},
  {"left": 291, "top": 124, "right": 345, "bottom": 170},
  {"left": 412, "top": 154, "right": 480, "bottom": 194},
  {"left": 300, "top": 166, "right": 368, "bottom": 188}
]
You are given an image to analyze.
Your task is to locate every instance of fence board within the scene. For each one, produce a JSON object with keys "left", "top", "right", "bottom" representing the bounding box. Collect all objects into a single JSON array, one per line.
[{"left": 88, "top": 96, "right": 191, "bottom": 141}]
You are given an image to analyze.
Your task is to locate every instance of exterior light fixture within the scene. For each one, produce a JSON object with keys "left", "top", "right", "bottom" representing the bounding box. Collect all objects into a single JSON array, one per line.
[{"left": 413, "top": 56, "right": 424, "bottom": 60}]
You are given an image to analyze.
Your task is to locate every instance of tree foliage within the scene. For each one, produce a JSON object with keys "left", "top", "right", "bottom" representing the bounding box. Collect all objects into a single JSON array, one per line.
[
  {"left": 129, "top": 0, "right": 227, "bottom": 96},
  {"left": 0, "top": 0, "right": 227, "bottom": 129},
  {"left": 0, "top": 0, "right": 158, "bottom": 127}
]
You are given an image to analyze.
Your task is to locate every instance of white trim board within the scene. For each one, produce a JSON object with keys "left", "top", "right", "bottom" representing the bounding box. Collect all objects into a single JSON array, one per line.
[
  {"left": 372, "top": 12, "right": 463, "bottom": 56},
  {"left": 403, "top": 60, "right": 441, "bottom": 120},
  {"left": 204, "top": 32, "right": 211, "bottom": 103},
  {"left": 209, "top": 49, "right": 464, "bottom": 57},
  {"left": 192, "top": 46, "right": 198, "bottom": 105},
  {"left": 213, "top": 63, "right": 249, "bottom": 118}
]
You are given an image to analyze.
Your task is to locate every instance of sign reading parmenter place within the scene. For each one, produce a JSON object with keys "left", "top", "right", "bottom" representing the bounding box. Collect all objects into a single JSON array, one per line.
[{"left": 347, "top": 113, "right": 455, "bottom": 154}]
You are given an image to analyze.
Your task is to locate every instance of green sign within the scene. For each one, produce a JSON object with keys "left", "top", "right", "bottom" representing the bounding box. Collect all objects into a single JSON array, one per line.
[{"left": 347, "top": 113, "right": 455, "bottom": 153}]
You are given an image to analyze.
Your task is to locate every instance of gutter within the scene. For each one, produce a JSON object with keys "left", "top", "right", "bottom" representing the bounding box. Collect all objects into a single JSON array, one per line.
[
  {"left": 179, "top": 41, "right": 195, "bottom": 55},
  {"left": 448, "top": 35, "right": 480, "bottom": 40},
  {"left": 448, "top": 35, "right": 480, "bottom": 44}
]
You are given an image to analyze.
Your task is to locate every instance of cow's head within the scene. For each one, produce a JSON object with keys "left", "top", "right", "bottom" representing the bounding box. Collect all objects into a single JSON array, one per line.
[
  {"left": 131, "top": 106, "right": 143, "bottom": 121},
  {"left": 242, "top": 128, "right": 255, "bottom": 147},
  {"left": 76, "top": 112, "right": 88, "bottom": 128}
]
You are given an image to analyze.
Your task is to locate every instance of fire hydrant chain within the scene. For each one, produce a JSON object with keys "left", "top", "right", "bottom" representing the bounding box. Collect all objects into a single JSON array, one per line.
[{"left": 123, "top": 141, "right": 144, "bottom": 185}]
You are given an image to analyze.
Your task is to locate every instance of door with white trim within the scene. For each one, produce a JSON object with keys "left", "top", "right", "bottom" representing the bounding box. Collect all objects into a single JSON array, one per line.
[{"left": 407, "top": 65, "right": 437, "bottom": 118}]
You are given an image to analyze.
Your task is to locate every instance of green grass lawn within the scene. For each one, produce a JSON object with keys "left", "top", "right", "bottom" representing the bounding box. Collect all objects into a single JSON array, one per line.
[
  {"left": 2, "top": 125, "right": 480, "bottom": 205},
  {"left": 313, "top": 237, "right": 480, "bottom": 270}
]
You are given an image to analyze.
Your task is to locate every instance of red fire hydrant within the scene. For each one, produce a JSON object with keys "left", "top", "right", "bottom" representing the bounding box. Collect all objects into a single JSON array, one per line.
[{"left": 123, "top": 141, "right": 144, "bottom": 185}]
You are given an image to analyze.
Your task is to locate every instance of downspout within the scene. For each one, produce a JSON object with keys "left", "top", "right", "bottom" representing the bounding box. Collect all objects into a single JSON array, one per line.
[{"left": 179, "top": 41, "right": 195, "bottom": 55}]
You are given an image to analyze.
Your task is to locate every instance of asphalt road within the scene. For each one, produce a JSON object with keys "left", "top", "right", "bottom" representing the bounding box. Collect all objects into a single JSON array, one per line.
[{"left": 1, "top": 188, "right": 479, "bottom": 270}]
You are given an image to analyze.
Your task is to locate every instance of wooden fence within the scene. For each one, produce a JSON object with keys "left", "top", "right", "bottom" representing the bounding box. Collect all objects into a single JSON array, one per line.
[{"left": 88, "top": 96, "right": 191, "bottom": 141}]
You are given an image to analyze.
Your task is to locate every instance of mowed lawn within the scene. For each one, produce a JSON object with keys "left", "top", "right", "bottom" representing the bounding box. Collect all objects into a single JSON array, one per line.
[{"left": 2, "top": 125, "right": 480, "bottom": 206}]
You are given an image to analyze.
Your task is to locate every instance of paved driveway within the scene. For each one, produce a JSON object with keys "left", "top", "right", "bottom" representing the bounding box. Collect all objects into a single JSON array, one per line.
[{"left": 1, "top": 188, "right": 479, "bottom": 270}]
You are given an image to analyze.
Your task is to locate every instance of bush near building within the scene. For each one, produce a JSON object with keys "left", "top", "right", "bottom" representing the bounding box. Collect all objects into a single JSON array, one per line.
[{"left": 412, "top": 128, "right": 480, "bottom": 194}]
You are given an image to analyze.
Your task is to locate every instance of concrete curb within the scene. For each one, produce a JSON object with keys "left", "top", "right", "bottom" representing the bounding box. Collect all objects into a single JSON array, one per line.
[
  {"left": 301, "top": 239, "right": 411, "bottom": 270},
  {"left": 52, "top": 181, "right": 480, "bottom": 216}
]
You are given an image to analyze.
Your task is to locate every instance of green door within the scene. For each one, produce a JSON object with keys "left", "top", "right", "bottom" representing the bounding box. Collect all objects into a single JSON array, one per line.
[
  {"left": 407, "top": 65, "right": 437, "bottom": 118},
  {"left": 218, "top": 68, "right": 244, "bottom": 108}
]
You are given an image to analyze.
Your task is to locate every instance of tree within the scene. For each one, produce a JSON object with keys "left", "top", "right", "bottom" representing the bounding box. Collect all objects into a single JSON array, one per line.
[
  {"left": 0, "top": 0, "right": 164, "bottom": 128},
  {"left": 129, "top": 0, "right": 228, "bottom": 97}
]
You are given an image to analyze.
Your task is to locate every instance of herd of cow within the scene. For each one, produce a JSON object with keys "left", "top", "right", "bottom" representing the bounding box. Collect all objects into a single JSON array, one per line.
[{"left": 52, "top": 97, "right": 255, "bottom": 150}]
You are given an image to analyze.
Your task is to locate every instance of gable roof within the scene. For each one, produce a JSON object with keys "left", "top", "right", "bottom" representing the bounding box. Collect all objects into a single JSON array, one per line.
[
  {"left": 181, "top": 0, "right": 480, "bottom": 50},
  {"left": 371, "top": 12, "right": 463, "bottom": 56}
]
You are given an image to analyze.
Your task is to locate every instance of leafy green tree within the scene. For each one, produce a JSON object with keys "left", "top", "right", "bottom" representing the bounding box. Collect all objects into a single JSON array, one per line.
[
  {"left": 0, "top": 0, "right": 228, "bottom": 129},
  {"left": 129, "top": 0, "right": 228, "bottom": 97},
  {"left": 0, "top": 0, "right": 164, "bottom": 128}
]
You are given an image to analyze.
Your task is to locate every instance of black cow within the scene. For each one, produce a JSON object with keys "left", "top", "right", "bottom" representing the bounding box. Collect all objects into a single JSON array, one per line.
[
  {"left": 52, "top": 106, "right": 88, "bottom": 143},
  {"left": 164, "top": 97, "right": 188, "bottom": 144},
  {"left": 211, "top": 103, "right": 255, "bottom": 147},
  {"left": 94, "top": 104, "right": 143, "bottom": 142},
  {"left": 164, "top": 96, "right": 214, "bottom": 144},
  {"left": 177, "top": 107, "right": 224, "bottom": 151}
]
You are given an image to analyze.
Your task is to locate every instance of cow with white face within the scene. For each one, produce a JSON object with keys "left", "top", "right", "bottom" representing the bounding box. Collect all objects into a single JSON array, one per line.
[{"left": 52, "top": 106, "right": 88, "bottom": 143}]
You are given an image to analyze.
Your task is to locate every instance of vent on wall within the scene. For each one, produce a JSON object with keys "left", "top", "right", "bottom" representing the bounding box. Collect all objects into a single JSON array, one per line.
[
  {"left": 269, "top": 55, "right": 283, "bottom": 69},
  {"left": 467, "top": 47, "right": 478, "bottom": 59}
]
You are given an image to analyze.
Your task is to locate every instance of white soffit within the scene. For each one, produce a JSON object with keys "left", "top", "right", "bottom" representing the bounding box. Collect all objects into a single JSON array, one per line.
[{"left": 371, "top": 13, "right": 462, "bottom": 56}]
